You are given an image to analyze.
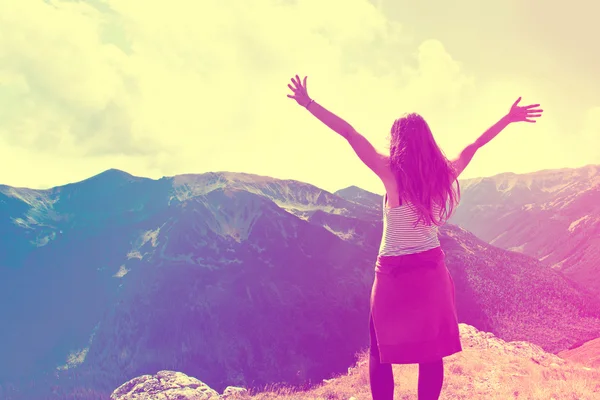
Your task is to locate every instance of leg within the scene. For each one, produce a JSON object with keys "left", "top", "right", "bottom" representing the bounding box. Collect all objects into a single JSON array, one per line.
[
  {"left": 369, "top": 314, "right": 394, "bottom": 400},
  {"left": 418, "top": 359, "right": 444, "bottom": 400}
]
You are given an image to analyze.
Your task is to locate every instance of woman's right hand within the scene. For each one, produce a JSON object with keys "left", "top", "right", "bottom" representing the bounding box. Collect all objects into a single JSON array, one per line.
[
  {"left": 287, "top": 75, "right": 312, "bottom": 108},
  {"left": 506, "top": 97, "right": 544, "bottom": 123}
]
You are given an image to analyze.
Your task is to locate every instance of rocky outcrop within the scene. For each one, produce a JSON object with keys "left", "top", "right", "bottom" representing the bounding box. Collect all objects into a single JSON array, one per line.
[
  {"left": 222, "top": 387, "right": 248, "bottom": 397},
  {"left": 110, "top": 371, "right": 250, "bottom": 400},
  {"left": 458, "top": 324, "right": 567, "bottom": 368},
  {"left": 110, "top": 371, "right": 220, "bottom": 400}
]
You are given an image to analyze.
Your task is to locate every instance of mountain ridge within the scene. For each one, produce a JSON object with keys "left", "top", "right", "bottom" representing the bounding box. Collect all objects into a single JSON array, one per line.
[
  {"left": 448, "top": 163, "right": 600, "bottom": 296},
  {"left": 2, "top": 167, "right": 600, "bottom": 399}
]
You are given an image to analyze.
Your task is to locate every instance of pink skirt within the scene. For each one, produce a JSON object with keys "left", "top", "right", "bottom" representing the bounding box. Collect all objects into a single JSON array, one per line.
[{"left": 370, "top": 247, "right": 462, "bottom": 364}]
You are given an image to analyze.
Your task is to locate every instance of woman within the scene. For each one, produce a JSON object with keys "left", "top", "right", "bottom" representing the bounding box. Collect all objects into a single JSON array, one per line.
[{"left": 287, "top": 75, "right": 543, "bottom": 400}]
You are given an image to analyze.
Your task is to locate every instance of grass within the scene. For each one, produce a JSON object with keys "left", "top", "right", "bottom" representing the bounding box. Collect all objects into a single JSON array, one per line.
[{"left": 222, "top": 325, "right": 600, "bottom": 400}]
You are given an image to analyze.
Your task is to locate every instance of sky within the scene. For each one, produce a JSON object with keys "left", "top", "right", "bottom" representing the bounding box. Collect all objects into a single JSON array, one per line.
[{"left": 0, "top": 0, "right": 598, "bottom": 195}]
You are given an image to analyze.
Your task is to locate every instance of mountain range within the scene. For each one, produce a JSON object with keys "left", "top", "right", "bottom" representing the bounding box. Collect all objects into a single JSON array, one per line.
[
  {"left": 1, "top": 168, "right": 599, "bottom": 399},
  {"left": 448, "top": 164, "right": 600, "bottom": 296}
]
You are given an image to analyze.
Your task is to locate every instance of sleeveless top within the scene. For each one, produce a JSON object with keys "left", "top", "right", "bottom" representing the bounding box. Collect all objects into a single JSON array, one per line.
[{"left": 378, "top": 194, "right": 441, "bottom": 257}]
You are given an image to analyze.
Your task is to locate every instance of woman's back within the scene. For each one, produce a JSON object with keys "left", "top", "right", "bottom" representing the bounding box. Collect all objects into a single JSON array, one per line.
[{"left": 378, "top": 192, "right": 442, "bottom": 257}]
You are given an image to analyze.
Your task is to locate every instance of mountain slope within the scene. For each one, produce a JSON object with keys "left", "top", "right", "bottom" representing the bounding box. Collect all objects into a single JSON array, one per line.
[
  {"left": 82, "top": 187, "right": 374, "bottom": 393},
  {"left": 447, "top": 164, "right": 600, "bottom": 295},
  {"left": 1, "top": 169, "right": 600, "bottom": 399},
  {"left": 0, "top": 171, "right": 376, "bottom": 398}
]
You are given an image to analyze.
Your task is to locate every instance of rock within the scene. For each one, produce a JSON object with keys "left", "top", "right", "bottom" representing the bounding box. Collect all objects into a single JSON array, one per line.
[
  {"left": 222, "top": 386, "right": 248, "bottom": 398},
  {"left": 458, "top": 323, "right": 566, "bottom": 368},
  {"left": 110, "top": 370, "right": 220, "bottom": 400}
]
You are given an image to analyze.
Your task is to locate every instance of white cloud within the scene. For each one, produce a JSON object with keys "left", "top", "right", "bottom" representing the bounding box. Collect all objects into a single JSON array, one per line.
[
  {"left": 0, "top": 0, "right": 475, "bottom": 190},
  {"left": 0, "top": 0, "right": 161, "bottom": 156}
]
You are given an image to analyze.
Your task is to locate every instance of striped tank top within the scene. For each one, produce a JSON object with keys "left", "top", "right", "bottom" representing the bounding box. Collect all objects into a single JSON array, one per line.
[{"left": 378, "top": 194, "right": 442, "bottom": 257}]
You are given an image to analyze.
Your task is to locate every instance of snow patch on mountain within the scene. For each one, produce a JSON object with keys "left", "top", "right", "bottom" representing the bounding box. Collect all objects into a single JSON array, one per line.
[
  {"left": 57, "top": 323, "right": 100, "bottom": 372},
  {"left": 57, "top": 348, "right": 89, "bottom": 371},
  {"left": 490, "top": 231, "right": 508, "bottom": 246},
  {"left": 508, "top": 244, "right": 526, "bottom": 253},
  {"left": 323, "top": 224, "right": 355, "bottom": 241},
  {"left": 113, "top": 265, "right": 129, "bottom": 278},
  {"left": 568, "top": 215, "right": 591, "bottom": 232},
  {"left": 142, "top": 228, "right": 160, "bottom": 247},
  {"left": 128, "top": 228, "right": 161, "bottom": 259},
  {"left": 282, "top": 208, "right": 311, "bottom": 220}
]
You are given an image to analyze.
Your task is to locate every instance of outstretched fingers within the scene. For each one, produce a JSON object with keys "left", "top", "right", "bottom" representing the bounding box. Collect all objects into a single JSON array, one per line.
[
  {"left": 290, "top": 75, "right": 300, "bottom": 89},
  {"left": 527, "top": 108, "right": 543, "bottom": 118},
  {"left": 524, "top": 108, "right": 543, "bottom": 123},
  {"left": 524, "top": 103, "right": 541, "bottom": 109},
  {"left": 287, "top": 82, "right": 297, "bottom": 101},
  {"left": 290, "top": 77, "right": 299, "bottom": 90},
  {"left": 286, "top": 75, "right": 308, "bottom": 103}
]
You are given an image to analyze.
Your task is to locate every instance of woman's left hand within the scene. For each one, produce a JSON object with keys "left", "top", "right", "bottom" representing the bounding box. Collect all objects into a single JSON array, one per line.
[{"left": 287, "top": 75, "right": 312, "bottom": 107}]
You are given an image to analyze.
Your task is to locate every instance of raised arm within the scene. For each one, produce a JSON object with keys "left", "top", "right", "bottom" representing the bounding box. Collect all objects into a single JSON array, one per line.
[
  {"left": 452, "top": 97, "right": 543, "bottom": 178},
  {"left": 287, "top": 75, "right": 391, "bottom": 180}
]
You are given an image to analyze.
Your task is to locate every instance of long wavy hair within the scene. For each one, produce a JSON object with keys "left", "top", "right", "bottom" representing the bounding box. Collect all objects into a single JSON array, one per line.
[{"left": 388, "top": 113, "right": 460, "bottom": 227}]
